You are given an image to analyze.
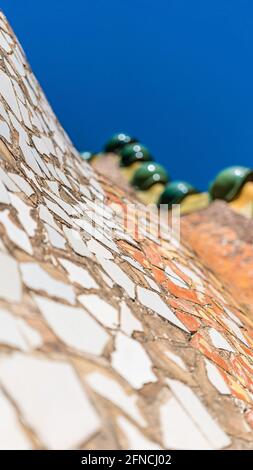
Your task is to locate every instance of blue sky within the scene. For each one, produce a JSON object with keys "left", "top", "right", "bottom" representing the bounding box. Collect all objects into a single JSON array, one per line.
[{"left": 2, "top": 0, "right": 253, "bottom": 189}]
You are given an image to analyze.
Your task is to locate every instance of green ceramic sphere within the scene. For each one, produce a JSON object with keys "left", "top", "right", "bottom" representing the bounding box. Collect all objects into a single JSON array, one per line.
[
  {"left": 157, "top": 180, "right": 198, "bottom": 208},
  {"left": 131, "top": 162, "right": 169, "bottom": 190},
  {"left": 104, "top": 133, "right": 137, "bottom": 153},
  {"left": 120, "top": 143, "right": 153, "bottom": 167},
  {"left": 209, "top": 166, "right": 253, "bottom": 202}
]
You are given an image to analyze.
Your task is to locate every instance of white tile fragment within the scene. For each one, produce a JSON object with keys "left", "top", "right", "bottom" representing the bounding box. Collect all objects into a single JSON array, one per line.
[
  {"left": 99, "top": 258, "right": 135, "bottom": 299},
  {"left": 137, "top": 287, "right": 189, "bottom": 333},
  {"left": 122, "top": 256, "right": 145, "bottom": 273},
  {"left": 10, "top": 194, "right": 36, "bottom": 236},
  {"left": 63, "top": 227, "right": 91, "bottom": 257},
  {"left": 20, "top": 263, "right": 75, "bottom": 304},
  {"left": 0, "top": 70, "right": 21, "bottom": 120},
  {"left": 0, "top": 120, "right": 11, "bottom": 142},
  {"left": 0, "top": 168, "right": 19, "bottom": 191},
  {"left": 0, "top": 390, "right": 32, "bottom": 450},
  {"left": 144, "top": 275, "right": 161, "bottom": 292},
  {"left": 16, "top": 318, "right": 43, "bottom": 350},
  {"left": 0, "top": 178, "right": 10, "bottom": 204},
  {"left": 0, "top": 252, "right": 22, "bottom": 302},
  {"left": 120, "top": 301, "right": 143, "bottom": 336},
  {"left": 222, "top": 317, "right": 248, "bottom": 346},
  {"left": 99, "top": 270, "right": 114, "bottom": 288},
  {"left": 209, "top": 328, "right": 235, "bottom": 353},
  {"left": 45, "top": 224, "right": 66, "bottom": 249},
  {"left": 112, "top": 332, "right": 157, "bottom": 389},
  {"left": 160, "top": 396, "right": 212, "bottom": 450},
  {"left": 86, "top": 372, "right": 146, "bottom": 427},
  {"left": 87, "top": 238, "right": 113, "bottom": 259},
  {"left": 44, "top": 198, "right": 72, "bottom": 225},
  {"left": 117, "top": 416, "right": 161, "bottom": 450},
  {"left": 38, "top": 204, "right": 60, "bottom": 232},
  {"left": 223, "top": 306, "right": 243, "bottom": 326},
  {"left": 76, "top": 218, "right": 119, "bottom": 253},
  {"left": 0, "top": 355, "right": 101, "bottom": 449},
  {"left": 204, "top": 359, "right": 231, "bottom": 395},
  {"left": 166, "top": 378, "right": 231, "bottom": 449},
  {"left": 0, "top": 31, "right": 11, "bottom": 52},
  {"left": 0, "top": 210, "right": 33, "bottom": 254},
  {"left": 165, "top": 265, "right": 188, "bottom": 288},
  {"left": 79, "top": 294, "right": 119, "bottom": 329},
  {"left": 34, "top": 295, "right": 109, "bottom": 355},
  {"left": 59, "top": 258, "right": 98, "bottom": 289},
  {"left": 165, "top": 350, "right": 187, "bottom": 371},
  {"left": 0, "top": 309, "right": 27, "bottom": 350},
  {"left": 8, "top": 173, "right": 34, "bottom": 197}
]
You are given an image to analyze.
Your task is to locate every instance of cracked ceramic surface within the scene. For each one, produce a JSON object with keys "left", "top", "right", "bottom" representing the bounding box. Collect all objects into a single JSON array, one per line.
[{"left": 0, "top": 11, "right": 253, "bottom": 450}]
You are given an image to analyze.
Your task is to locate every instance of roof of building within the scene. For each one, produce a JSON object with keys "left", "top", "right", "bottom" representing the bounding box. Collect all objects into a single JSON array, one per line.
[{"left": 0, "top": 11, "right": 253, "bottom": 450}]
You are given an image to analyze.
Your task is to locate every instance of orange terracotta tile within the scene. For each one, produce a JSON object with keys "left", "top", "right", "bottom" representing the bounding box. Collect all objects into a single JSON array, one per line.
[{"left": 175, "top": 310, "right": 201, "bottom": 332}]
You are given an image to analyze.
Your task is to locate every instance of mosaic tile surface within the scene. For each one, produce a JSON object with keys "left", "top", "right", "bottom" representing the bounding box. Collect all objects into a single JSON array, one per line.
[{"left": 0, "top": 12, "right": 253, "bottom": 450}]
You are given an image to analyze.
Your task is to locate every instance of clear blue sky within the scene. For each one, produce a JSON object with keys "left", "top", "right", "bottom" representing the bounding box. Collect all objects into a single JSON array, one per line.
[{"left": 2, "top": 0, "right": 253, "bottom": 189}]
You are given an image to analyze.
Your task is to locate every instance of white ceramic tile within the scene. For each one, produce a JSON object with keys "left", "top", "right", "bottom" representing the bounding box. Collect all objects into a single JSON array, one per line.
[
  {"left": 144, "top": 275, "right": 161, "bottom": 292},
  {"left": 137, "top": 287, "right": 189, "bottom": 333},
  {"left": 38, "top": 204, "right": 60, "bottom": 232},
  {"left": 0, "top": 390, "right": 32, "bottom": 450},
  {"left": 0, "top": 309, "right": 27, "bottom": 350},
  {"left": 19, "top": 99, "right": 32, "bottom": 129},
  {"left": 9, "top": 49, "right": 26, "bottom": 78},
  {"left": 0, "top": 120, "right": 11, "bottom": 142},
  {"left": 165, "top": 265, "right": 188, "bottom": 288},
  {"left": 86, "top": 372, "right": 146, "bottom": 427},
  {"left": 10, "top": 194, "right": 36, "bottom": 236},
  {"left": 117, "top": 416, "right": 161, "bottom": 450},
  {"left": 45, "top": 224, "right": 66, "bottom": 249},
  {"left": 204, "top": 359, "right": 231, "bottom": 395},
  {"left": 114, "top": 230, "right": 138, "bottom": 247},
  {"left": 166, "top": 378, "right": 231, "bottom": 449},
  {"left": 223, "top": 306, "right": 243, "bottom": 326},
  {"left": 79, "top": 294, "right": 118, "bottom": 329},
  {"left": 0, "top": 30, "right": 11, "bottom": 52},
  {"left": 0, "top": 167, "right": 19, "bottom": 192},
  {"left": 87, "top": 238, "right": 113, "bottom": 259},
  {"left": 209, "top": 328, "right": 235, "bottom": 353},
  {"left": 59, "top": 259, "right": 98, "bottom": 289},
  {"left": 222, "top": 317, "right": 248, "bottom": 346},
  {"left": 0, "top": 252, "right": 22, "bottom": 302},
  {"left": 44, "top": 198, "right": 73, "bottom": 225},
  {"left": 63, "top": 226, "right": 91, "bottom": 257},
  {"left": 122, "top": 255, "right": 145, "bottom": 273},
  {"left": 99, "top": 259, "right": 135, "bottom": 299},
  {"left": 160, "top": 396, "right": 212, "bottom": 450},
  {"left": 44, "top": 189, "right": 78, "bottom": 216},
  {"left": 19, "top": 163, "right": 41, "bottom": 189},
  {"left": 34, "top": 295, "right": 110, "bottom": 355},
  {"left": 99, "top": 270, "right": 114, "bottom": 288},
  {"left": 0, "top": 101, "right": 10, "bottom": 121},
  {"left": 165, "top": 350, "right": 187, "bottom": 371},
  {"left": 111, "top": 332, "right": 157, "bottom": 389},
  {"left": 0, "top": 354, "right": 101, "bottom": 449},
  {"left": 76, "top": 218, "right": 119, "bottom": 253},
  {"left": 0, "top": 70, "right": 21, "bottom": 120},
  {"left": 16, "top": 318, "right": 43, "bottom": 350},
  {"left": 0, "top": 209, "right": 33, "bottom": 254},
  {"left": 55, "top": 167, "right": 72, "bottom": 188},
  {"left": 20, "top": 263, "right": 75, "bottom": 304},
  {"left": 46, "top": 180, "right": 60, "bottom": 196},
  {"left": 0, "top": 178, "right": 10, "bottom": 204},
  {"left": 120, "top": 301, "right": 143, "bottom": 336}
]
